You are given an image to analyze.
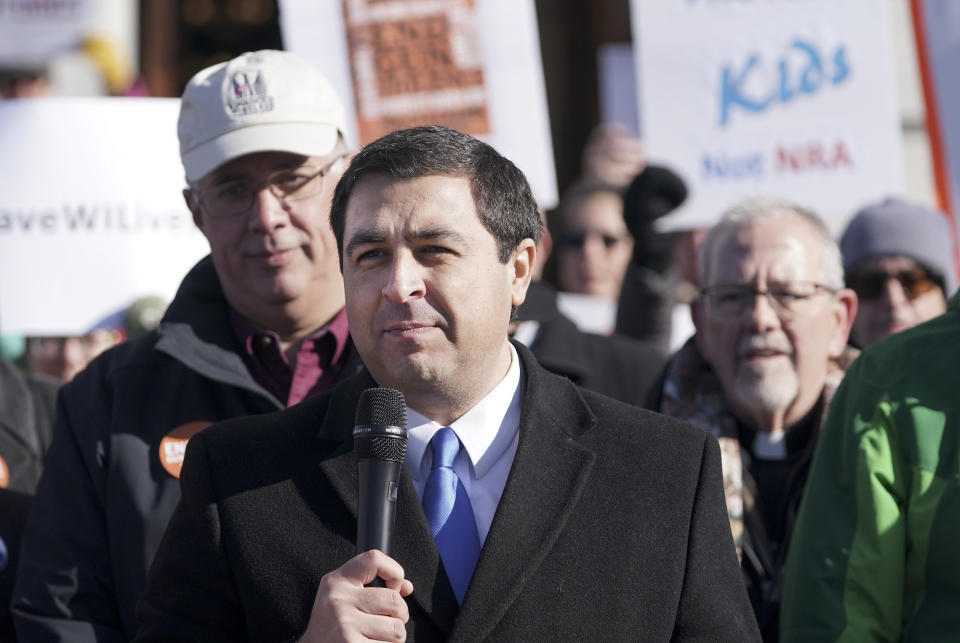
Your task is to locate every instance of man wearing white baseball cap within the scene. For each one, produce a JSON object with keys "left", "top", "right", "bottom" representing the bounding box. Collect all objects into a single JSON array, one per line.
[{"left": 13, "top": 50, "right": 362, "bottom": 642}]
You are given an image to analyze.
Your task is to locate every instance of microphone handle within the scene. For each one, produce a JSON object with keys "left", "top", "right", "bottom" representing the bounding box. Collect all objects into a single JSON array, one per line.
[{"left": 356, "top": 458, "right": 403, "bottom": 556}]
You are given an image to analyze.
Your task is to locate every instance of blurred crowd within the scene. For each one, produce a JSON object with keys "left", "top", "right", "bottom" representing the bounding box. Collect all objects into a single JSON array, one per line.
[{"left": 2, "top": 44, "right": 958, "bottom": 643}]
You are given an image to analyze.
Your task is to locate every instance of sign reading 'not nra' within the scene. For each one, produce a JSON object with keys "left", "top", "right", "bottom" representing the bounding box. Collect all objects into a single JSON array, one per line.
[{"left": 632, "top": 0, "right": 904, "bottom": 232}]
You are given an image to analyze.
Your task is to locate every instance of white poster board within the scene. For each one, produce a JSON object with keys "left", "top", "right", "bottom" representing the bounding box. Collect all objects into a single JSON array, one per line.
[
  {"left": 0, "top": 98, "right": 209, "bottom": 336},
  {"left": 632, "top": 0, "right": 904, "bottom": 233},
  {"left": 278, "top": 0, "right": 558, "bottom": 208}
]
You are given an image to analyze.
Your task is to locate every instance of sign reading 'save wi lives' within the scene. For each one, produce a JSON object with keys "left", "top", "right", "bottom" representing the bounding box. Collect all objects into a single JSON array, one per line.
[{"left": 0, "top": 98, "right": 209, "bottom": 336}]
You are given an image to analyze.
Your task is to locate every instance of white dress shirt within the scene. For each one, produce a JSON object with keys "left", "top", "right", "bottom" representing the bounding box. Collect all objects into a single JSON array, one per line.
[{"left": 405, "top": 343, "right": 523, "bottom": 545}]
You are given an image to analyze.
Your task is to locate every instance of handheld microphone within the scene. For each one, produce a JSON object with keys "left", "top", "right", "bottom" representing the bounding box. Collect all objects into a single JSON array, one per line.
[{"left": 353, "top": 387, "right": 408, "bottom": 557}]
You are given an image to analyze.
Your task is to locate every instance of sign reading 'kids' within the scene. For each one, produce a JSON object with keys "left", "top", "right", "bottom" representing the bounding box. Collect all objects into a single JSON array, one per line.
[{"left": 631, "top": 0, "right": 904, "bottom": 232}]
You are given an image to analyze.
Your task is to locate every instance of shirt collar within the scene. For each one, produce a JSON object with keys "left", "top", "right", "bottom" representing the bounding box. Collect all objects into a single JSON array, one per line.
[
  {"left": 407, "top": 343, "right": 523, "bottom": 481},
  {"left": 229, "top": 307, "right": 350, "bottom": 361},
  {"left": 323, "top": 309, "right": 351, "bottom": 365}
]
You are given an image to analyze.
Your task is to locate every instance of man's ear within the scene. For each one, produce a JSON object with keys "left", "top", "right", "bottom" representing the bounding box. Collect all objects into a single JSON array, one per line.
[
  {"left": 510, "top": 238, "right": 537, "bottom": 307},
  {"left": 183, "top": 188, "right": 206, "bottom": 234},
  {"left": 828, "top": 287, "right": 858, "bottom": 358}
]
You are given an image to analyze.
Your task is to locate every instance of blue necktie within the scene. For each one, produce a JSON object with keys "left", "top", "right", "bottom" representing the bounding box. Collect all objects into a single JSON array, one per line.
[{"left": 421, "top": 427, "right": 481, "bottom": 604}]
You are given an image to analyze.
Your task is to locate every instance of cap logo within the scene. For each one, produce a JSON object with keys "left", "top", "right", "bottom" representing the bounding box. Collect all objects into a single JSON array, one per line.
[{"left": 228, "top": 70, "right": 274, "bottom": 116}]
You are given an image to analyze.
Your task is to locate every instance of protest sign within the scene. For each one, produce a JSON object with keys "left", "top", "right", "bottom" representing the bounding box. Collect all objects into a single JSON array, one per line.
[
  {"left": 278, "top": 0, "right": 557, "bottom": 208},
  {"left": 0, "top": 0, "right": 96, "bottom": 67},
  {"left": 0, "top": 98, "right": 208, "bottom": 336},
  {"left": 632, "top": 0, "right": 904, "bottom": 232}
]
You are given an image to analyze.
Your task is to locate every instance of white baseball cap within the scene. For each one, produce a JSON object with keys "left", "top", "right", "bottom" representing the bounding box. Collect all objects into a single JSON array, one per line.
[{"left": 178, "top": 49, "right": 346, "bottom": 182}]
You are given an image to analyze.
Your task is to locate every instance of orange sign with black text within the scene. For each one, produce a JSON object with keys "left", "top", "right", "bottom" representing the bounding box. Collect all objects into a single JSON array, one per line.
[{"left": 342, "top": 0, "right": 490, "bottom": 143}]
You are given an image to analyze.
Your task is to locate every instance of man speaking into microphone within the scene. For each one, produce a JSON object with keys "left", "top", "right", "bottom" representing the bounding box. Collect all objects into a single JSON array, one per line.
[{"left": 135, "top": 126, "right": 759, "bottom": 642}]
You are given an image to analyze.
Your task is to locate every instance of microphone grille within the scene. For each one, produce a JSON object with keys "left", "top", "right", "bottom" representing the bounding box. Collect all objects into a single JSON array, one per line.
[
  {"left": 366, "top": 434, "right": 407, "bottom": 462},
  {"left": 354, "top": 387, "right": 408, "bottom": 463},
  {"left": 355, "top": 387, "right": 407, "bottom": 429}
]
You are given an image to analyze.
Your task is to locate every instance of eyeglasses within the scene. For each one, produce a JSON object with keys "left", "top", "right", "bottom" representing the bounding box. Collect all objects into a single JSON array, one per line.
[
  {"left": 558, "top": 230, "right": 629, "bottom": 250},
  {"left": 847, "top": 267, "right": 940, "bottom": 300},
  {"left": 700, "top": 282, "right": 835, "bottom": 319},
  {"left": 193, "top": 155, "right": 345, "bottom": 218}
]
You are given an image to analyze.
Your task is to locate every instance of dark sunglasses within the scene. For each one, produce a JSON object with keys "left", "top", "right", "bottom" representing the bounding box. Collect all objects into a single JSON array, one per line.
[
  {"left": 558, "top": 231, "right": 627, "bottom": 250},
  {"left": 847, "top": 267, "right": 941, "bottom": 300}
]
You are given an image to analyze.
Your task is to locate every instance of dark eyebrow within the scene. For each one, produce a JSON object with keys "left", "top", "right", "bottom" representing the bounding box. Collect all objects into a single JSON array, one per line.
[
  {"left": 345, "top": 228, "right": 388, "bottom": 258},
  {"left": 408, "top": 225, "right": 469, "bottom": 247},
  {"left": 345, "top": 225, "right": 471, "bottom": 258}
]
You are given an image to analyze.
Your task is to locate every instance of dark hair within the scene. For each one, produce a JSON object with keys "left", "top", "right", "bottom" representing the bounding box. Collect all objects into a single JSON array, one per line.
[{"left": 330, "top": 125, "right": 541, "bottom": 264}]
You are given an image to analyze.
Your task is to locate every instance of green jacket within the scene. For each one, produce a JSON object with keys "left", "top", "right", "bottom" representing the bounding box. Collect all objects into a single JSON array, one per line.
[{"left": 781, "top": 292, "right": 960, "bottom": 642}]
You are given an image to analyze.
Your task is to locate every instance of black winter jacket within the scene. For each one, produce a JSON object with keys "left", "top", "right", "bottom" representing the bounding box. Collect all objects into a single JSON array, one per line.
[{"left": 12, "top": 257, "right": 361, "bottom": 642}]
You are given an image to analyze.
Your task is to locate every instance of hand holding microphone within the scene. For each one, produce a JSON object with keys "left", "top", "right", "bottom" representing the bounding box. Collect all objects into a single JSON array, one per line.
[{"left": 300, "top": 388, "right": 412, "bottom": 643}]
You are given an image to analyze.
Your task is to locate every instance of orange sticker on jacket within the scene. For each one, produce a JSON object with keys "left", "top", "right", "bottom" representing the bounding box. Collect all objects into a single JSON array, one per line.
[
  {"left": 159, "top": 421, "right": 212, "bottom": 479},
  {"left": 0, "top": 456, "right": 8, "bottom": 488}
]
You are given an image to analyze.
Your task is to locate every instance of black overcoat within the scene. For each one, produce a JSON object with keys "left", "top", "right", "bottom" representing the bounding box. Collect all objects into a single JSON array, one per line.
[{"left": 136, "top": 344, "right": 759, "bottom": 642}]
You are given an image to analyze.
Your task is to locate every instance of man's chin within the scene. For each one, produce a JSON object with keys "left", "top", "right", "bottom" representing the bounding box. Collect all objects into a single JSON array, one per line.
[
  {"left": 733, "top": 370, "right": 798, "bottom": 415},
  {"left": 251, "top": 273, "right": 307, "bottom": 303},
  {"left": 372, "top": 361, "right": 440, "bottom": 394}
]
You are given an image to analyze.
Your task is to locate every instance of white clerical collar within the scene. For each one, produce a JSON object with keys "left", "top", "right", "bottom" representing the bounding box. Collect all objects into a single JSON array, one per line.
[{"left": 406, "top": 342, "right": 523, "bottom": 482}]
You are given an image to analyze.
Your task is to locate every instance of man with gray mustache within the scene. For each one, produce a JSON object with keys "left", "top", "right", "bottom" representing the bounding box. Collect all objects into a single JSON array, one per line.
[{"left": 648, "top": 198, "right": 858, "bottom": 642}]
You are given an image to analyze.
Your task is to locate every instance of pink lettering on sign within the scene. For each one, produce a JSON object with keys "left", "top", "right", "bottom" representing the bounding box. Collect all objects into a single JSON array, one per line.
[{"left": 774, "top": 139, "right": 853, "bottom": 173}]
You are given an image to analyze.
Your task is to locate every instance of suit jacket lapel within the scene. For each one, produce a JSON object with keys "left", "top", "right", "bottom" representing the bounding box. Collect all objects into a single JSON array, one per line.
[
  {"left": 449, "top": 345, "right": 598, "bottom": 641},
  {"left": 315, "top": 371, "right": 371, "bottom": 522}
]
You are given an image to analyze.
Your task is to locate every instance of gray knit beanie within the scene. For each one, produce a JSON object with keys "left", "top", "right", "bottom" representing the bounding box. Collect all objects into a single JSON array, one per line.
[{"left": 840, "top": 197, "right": 957, "bottom": 295}]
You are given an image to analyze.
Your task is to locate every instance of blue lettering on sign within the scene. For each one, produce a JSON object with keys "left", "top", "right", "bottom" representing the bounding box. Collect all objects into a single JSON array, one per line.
[
  {"left": 701, "top": 151, "right": 764, "bottom": 180},
  {"left": 718, "top": 38, "right": 852, "bottom": 127}
]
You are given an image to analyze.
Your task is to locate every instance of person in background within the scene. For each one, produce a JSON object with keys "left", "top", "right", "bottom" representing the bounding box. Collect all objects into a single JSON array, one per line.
[
  {"left": 650, "top": 198, "right": 858, "bottom": 641},
  {"left": 0, "top": 358, "right": 58, "bottom": 642},
  {"left": 614, "top": 163, "right": 691, "bottom": 353},
  {"left": 24, "top": 329, "right": 124, "bottom": 383},
  {"left": 0, "top": 63, "right": 50, "bottom": 99},
  {"left": 0, "top": 487, "right": 32, "bottom": 642},
  {"left": 559, "top": 123, "right": 690, "bottom": 349},
  {"left": 13, "top": 50, "right": 360, "bottom": 642},
  {"left": 512, "top": 209, "right": 667, "bottom": 406},
  {"left": 840, "top": 197, "right": 955, "bottom": 348},
  {"left": 781, "top": 280, "right": 960, "bottom": 641},
  {"left": 0, "top": 34, "right": 134, "bottom": 100},
  {"left": 554, "top": 182, "right": 635, "bottom": 302},
  {"left": 23, "top": 295, "right": 169, "bottom": 383},
  {"left": 548, "top": 124, "right": 645, "bottom": 334},
  {"left": 552, "top": 123, "right": 688, "bottom": 340},
  {"left": 0, "top": 358, "right": 58, "bottom": 493},
  {"left": 121, "top": 295, "right": 170, "bottom": 341}
]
